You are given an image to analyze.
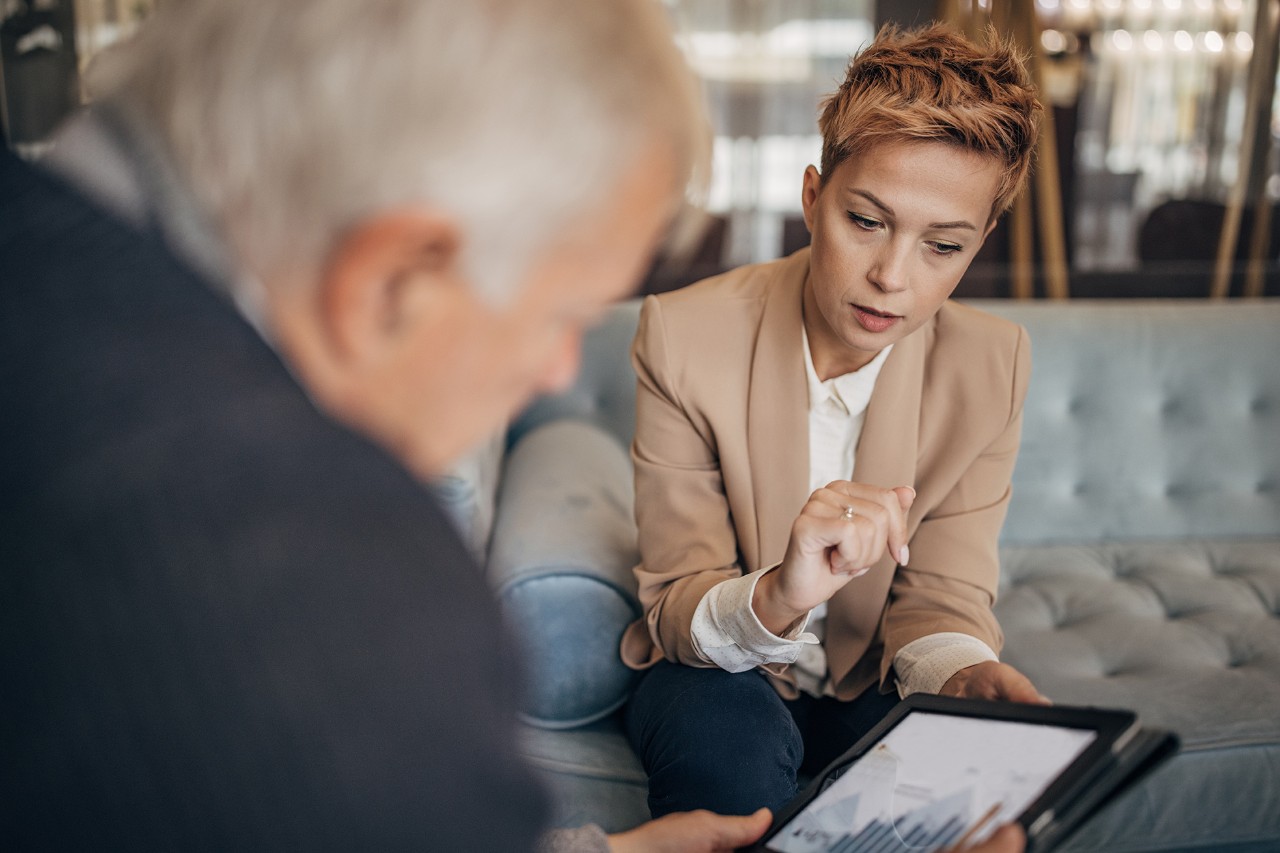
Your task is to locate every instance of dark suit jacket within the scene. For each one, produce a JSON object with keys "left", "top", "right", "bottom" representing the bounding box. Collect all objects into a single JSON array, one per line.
[{"left": 0, "top": 148, "right": 549, "bottom": 850}]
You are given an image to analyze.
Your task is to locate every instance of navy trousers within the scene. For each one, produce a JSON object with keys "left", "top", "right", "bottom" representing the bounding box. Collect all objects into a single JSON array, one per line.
[{"left": 624, "top": 661, "right": 901, "bottom": 818}]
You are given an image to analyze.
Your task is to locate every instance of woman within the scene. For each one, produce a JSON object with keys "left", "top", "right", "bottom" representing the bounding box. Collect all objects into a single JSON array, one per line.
[{"left": 621, "top": 24, "right": 1047, "bottom": 820}]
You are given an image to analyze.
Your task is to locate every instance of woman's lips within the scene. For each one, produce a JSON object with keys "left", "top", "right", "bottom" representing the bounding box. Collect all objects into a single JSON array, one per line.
[{"left": 852, "top": 303, "right": 901, "bottom": 333}]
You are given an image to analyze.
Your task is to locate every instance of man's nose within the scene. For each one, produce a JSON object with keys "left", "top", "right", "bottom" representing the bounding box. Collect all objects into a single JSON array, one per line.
[{"left": 536, "top": 333, "right": 583, "bottom": 395}]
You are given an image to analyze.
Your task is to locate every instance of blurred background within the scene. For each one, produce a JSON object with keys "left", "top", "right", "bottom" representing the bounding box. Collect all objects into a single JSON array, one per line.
[{"left": 3, "top": 0, "right": 1277, "bottom": 298}]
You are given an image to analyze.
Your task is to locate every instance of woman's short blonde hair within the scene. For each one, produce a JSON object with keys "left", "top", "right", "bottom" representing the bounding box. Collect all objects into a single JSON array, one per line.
[{"left": 819, "top": 24, "right": 1042, "bottom": 219}]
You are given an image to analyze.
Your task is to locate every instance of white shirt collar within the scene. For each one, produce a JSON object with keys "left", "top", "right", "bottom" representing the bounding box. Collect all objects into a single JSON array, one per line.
[{"left": 801, "top": 323, "right": 893, "bottom": 417}]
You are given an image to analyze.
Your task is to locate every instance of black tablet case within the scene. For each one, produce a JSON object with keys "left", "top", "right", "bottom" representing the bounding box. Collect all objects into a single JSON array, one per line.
[{"left": 745, "top": 694, "right": 1179, "bottom": 853}]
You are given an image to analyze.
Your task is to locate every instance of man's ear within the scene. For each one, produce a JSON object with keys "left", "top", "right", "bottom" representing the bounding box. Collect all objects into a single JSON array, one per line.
[
  {"left": 800, "top": 165, "right": 822, "bottom": 233},
  {"left": 316, "top": 209, "right": 463, "bottom": 368}
]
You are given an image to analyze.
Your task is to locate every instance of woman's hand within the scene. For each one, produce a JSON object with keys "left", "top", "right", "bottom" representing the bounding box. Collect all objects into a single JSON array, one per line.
[
  {"left": 941, "top": 662, "right": 1049, "bottom": 705},
  {"left": 753, "top": 481, "right": 915, "bottom": 636}
]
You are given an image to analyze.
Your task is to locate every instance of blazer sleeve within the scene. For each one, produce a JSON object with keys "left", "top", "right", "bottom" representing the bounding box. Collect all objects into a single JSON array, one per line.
[
  {"left": 622, "top": 295, "right": 744, "bottom": 669},
  {"left": 877, "top": 324, "right": 1032, "bottom": 686}
]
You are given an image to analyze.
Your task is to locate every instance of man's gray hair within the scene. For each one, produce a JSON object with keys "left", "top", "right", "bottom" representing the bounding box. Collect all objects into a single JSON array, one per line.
[{"left": 91, "top": 0, "right": 710, "bottom": 300}]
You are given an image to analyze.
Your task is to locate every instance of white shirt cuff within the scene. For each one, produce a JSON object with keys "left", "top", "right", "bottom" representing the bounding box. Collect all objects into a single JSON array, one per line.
[
  {"left": 690, "top": 566, "right": 819, "bottom": 673},
  {"left": 893, "top": 632, "right": 998, "bottom": 698}
]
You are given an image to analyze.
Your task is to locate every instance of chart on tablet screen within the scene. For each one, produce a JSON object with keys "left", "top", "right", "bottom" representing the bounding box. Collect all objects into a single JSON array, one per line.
[{"left": 767, "top": 713, "right": 1095, "bottom": 853}]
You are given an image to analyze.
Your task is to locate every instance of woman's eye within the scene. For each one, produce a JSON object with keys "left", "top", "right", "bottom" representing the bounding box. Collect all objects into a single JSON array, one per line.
[
  {"left": 930, "top": 241, "right": 964, "bottom": 256},
  {"left": 847, "top": 212, "right": 881, "bottom": 231}
]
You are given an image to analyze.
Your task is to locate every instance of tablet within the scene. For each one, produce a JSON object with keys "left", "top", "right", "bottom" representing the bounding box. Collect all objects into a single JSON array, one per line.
[{"left": 745, "top": 694, "right": 1177, "bottom": 853}]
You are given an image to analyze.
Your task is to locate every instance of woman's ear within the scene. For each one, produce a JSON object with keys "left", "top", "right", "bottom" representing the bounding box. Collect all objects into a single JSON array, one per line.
[
  {"left": 800, "top": 165, "right": 822, "bottom": 233},
  {"left": 316, "top": 209, "right": 463, "bottom": 370}
]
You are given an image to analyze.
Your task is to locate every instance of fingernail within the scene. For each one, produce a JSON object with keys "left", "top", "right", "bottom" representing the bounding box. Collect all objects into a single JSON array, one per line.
[{"left": 899, "top": 545, "right": 910, "bottom": 565}]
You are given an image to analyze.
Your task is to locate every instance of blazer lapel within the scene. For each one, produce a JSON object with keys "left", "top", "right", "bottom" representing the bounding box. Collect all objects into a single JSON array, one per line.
[
  {"left": 826, "top": 313, "right": 930, "bottom": 687},
  {"left": 745, "top": 252, "right": 811, "bottom": 572}
]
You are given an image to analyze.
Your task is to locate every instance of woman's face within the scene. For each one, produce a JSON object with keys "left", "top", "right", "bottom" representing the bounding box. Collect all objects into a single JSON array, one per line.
[{"left": 800, "top": 139, "right": 1003, "bottom": 379}]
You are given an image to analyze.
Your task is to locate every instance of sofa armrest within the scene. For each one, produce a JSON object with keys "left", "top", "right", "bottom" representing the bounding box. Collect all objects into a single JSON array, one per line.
[{"left": 487, "top": 419, "right": 640, "bottom": 729}]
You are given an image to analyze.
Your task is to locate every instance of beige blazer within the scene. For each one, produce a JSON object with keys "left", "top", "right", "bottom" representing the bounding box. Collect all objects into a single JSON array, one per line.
[{"left": 620, "top": 248, "right": 1031, "bottom": 700}]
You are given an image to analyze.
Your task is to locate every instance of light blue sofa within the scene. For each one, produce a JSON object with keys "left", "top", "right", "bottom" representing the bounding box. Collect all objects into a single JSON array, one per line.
[{"left": 484, "top": 298, "right": 1280, "bottom": 852}]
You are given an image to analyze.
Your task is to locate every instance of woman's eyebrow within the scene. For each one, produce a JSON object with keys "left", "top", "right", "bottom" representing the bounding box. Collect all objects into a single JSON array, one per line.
[
  {"left": 850, "top": 188, "right": 979, "bottom": 232},
  {"left": 929, "top": 219, "right": 979, "bottom": 231},
  {"left": 850, "top": 189, "right": 895, "bottom": 217}
]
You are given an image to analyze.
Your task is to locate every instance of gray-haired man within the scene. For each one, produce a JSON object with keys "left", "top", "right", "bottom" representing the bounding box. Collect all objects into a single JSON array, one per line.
[{"left": 0, "top": 0, "right": 778, "bottom": 849}]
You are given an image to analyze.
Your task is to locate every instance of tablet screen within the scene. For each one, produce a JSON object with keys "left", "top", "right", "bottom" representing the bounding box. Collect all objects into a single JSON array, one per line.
[{"left": 765, "top": 711, "right": 1097, "bottom": 853}]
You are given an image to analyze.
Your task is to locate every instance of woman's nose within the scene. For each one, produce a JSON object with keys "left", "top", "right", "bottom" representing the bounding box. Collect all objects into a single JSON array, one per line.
[{"left": 867, "top": 238, "right": 910, "bottom": 293}]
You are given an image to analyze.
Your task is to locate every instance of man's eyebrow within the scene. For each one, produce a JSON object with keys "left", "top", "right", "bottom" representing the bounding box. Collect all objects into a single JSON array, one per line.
[{"left": 850, "top": 189, "right": 979, "bottom": 232}]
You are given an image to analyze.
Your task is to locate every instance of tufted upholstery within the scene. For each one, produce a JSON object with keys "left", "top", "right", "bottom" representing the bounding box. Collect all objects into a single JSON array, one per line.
[
  {"left": 488, "top": 297, "right": 1280, "bottom": 850},
  {"left": 987, "top": 301, "right": 1279, "bottom": 545},
  {"left": 996, "top": 540, "right": 1280, "bottom": 738}
]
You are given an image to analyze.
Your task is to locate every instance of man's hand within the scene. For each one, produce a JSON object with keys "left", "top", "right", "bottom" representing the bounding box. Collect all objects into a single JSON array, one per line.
[
  {"left": 753, "top": 481, "right": 915, "bottom": 636},
  {"left": 941, "top": 661, "right": 1048, "bottom": 705},
  {"left": 607, "top": 808, "right": 772, "bottom": 853}
]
